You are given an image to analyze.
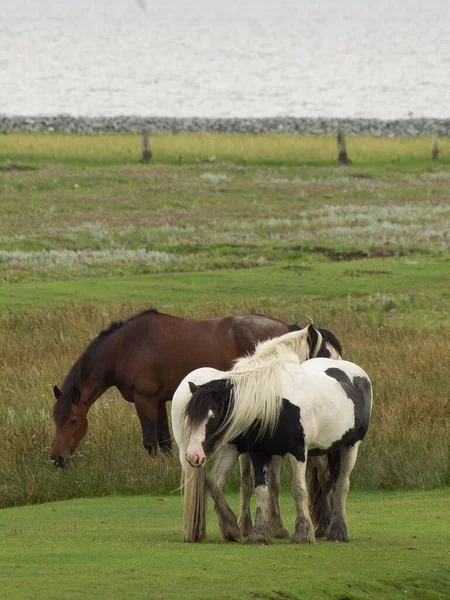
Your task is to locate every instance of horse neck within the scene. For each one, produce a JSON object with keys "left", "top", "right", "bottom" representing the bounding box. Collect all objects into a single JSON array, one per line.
[
  {"left": 221, "top": 352, "right": 295, "bottom": 445},
  {"left": 64, "top": 349, "right": 112, "bottom": 409}
]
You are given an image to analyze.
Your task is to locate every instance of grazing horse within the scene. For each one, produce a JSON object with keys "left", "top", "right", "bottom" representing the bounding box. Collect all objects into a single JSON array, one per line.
[
  {"left": 173, "top": 327, "right": 372, "bottom": 545},
  {"left": 51, "top": 309, "right": 342, "bottom": 467}
]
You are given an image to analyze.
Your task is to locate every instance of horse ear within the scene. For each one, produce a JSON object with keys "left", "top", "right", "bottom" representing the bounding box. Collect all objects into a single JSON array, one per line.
[
  {"left": 307, "top": 324, "right": 319, "bottom": 357},
  {"left": 53, "top": 385, "right": 62, "bottom": 400},
  {"left": 188, "top": 381, "right": 199, "bottom": 394}
]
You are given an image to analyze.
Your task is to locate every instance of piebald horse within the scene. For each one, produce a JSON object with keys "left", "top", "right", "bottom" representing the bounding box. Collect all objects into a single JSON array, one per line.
[{"left": 172, "top": 326, "right": 372, "bottom": 544}]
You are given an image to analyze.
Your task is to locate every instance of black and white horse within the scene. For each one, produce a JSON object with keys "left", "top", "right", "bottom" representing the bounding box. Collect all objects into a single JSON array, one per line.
[
  {"left": 172, "top": 325, "right": 340, "bottom": 542},
  {"left": 172, "top": 326, "right": 372, "bottom": 545}
]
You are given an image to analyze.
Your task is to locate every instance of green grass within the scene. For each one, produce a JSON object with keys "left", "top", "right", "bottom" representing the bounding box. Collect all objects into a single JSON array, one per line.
[
  {"left": 0, "top": 258, "right": 448, "bottom": 327},
  {"left": 1, "top": 490, "right": 449, "bottom": 600},
  {"left": 0, "top": 133, "right": 449, "bottom": 508}
]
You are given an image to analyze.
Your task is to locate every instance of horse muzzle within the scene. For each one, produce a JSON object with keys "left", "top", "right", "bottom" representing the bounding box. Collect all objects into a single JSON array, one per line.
[
  {"left": 186, "top": 451, "right": 206, "bottom": 468},
  {"left": 51, "top": 455, "right": 69, "bottom": 468}
]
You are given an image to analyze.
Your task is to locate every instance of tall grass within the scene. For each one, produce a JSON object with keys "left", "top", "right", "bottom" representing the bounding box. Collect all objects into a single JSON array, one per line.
[
  {"left": 0, "top": 302, "right": 448, "bottom": 509},
  {"left": 2, "top": 132, "right": 450, "bottom": 167}
]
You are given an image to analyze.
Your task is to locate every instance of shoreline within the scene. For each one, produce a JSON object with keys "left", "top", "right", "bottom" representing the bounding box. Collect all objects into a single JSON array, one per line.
[{"left": 1, "top": 115, "right": 450, "bottom": 136}]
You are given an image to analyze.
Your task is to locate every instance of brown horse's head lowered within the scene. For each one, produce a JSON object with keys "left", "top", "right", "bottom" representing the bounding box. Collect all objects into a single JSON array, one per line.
[
  {"left": 51, "top": 322, "right": 119, "bottom": 467},
  {"left": 51, "top": 384, "right": 89, "bottom": 467}
]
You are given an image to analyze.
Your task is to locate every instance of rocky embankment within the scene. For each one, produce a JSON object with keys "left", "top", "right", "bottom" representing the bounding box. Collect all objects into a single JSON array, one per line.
[{"left": 1, "top": 115, "right": 450, "bottom": 136}]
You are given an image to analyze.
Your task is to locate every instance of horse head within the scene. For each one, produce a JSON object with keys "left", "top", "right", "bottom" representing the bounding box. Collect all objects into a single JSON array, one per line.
[
  {"left": 183, "top": 379, "right": 233, "bottom": 468},
  {"left": 50, "top": 384, "right": 89, "bottom": 468}
]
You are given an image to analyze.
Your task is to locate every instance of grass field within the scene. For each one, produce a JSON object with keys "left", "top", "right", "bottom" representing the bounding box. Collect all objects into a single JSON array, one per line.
[
  {"left": 1, "top": 490, "right": 450, "bottom": 600},
  {"left": 0, "top": 132, "right": 449, "bottom": 507},
  {"left": 0, "top": 132, "right": 449, "bottom": 599}
]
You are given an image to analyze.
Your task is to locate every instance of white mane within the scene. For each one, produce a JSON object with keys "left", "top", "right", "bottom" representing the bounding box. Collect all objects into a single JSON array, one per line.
[{"left": 218, "top": 326, "right": 323, "bottom": 446}]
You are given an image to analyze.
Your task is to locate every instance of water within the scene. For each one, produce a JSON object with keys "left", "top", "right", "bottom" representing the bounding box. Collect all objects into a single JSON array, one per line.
[{"left": 1, "top": 0, "right": 449, "bottom": 119}]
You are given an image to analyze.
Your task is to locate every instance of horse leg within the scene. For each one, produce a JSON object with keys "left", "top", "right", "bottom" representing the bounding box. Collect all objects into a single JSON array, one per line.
[
  {"left": 134, "top": 395, "right": 159, "bottom": 456},
  {"left": 308, "top": 455, "right": 333, "bottom": 538},
  {"left": 156, "top": 401, "right": 172, "bottom": 454},
  {"left": 290, "top": 454, "right": 316, "bottom": 544},
  {"left": 207, "top": 445, "right": 243, "bottom": 542},
  {"left": 247, "top": 451, "right": 272, "bottom": 546},
  {"left": 327, "top": 443, "right": 360, "bottom": 542},
  {"left": 238, "top": 454, "right": 253, "bottom": 536},
  {"left": 267, "top": 456, "right": 289, "bottom": 538}
]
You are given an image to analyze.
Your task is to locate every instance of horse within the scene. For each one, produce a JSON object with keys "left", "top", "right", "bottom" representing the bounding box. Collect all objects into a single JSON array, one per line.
[
  {"left": 51, "top": 308, "right": 342, "bottom": 467},
  {"left": 172, "top": 326, "right": 372, "bottom": 545}
]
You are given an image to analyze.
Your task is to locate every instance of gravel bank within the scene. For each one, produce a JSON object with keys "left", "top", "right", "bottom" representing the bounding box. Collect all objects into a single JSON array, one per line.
[{"left": 1, "top": 115, "right": 450, "bottom": 136}]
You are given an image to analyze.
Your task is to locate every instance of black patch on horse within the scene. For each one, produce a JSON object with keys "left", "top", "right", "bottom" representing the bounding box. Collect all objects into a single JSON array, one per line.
[
  {"left": 245, "top": 399, "right": 306, "bottom": 464},
  {"left": 324, "top": 367, "right": 371, "bottom": 442},
  {"left": 318, "top": 328, "right": 343, "bottom": 358}
]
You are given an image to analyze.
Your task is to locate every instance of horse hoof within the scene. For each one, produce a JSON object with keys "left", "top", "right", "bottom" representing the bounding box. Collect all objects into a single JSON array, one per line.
[
  {"left": 326, "top": 521, "right": 349, "bottom": 542},
  {"left": 247, "top": 529, "right": 272, "bottom": 546},
  {"left": 272, "top": 526, "right": 290, "bottom": 539},
  {"left": 291, "top": 531, "right": 316, "bottom": 544},
  {"left": 221, "top": 524, "right": 244, "bottom": 542},
  {"left": 223, "top": 532, "right": 244, "bottom": 543}
]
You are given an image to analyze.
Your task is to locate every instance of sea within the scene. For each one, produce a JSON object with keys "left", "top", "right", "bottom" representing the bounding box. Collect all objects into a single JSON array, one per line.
[{"left": 1, "top": 0, "right": 449, "bottom": 119}]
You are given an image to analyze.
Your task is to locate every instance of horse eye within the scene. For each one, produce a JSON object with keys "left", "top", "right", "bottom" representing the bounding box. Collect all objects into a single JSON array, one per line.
[{"left": 70, "top": 419, "right": 77, "bottom": 425}]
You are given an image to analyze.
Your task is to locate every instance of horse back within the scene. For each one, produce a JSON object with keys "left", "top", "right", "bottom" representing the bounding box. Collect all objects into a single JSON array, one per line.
[{"left": 103, "top": 311, "right": 288, "bottom": 397}]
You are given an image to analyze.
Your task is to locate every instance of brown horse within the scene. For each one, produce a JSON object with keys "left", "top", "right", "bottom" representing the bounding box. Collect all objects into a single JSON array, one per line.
[{"left": 51, "top": 309, "right": 342, "bottom": 467}]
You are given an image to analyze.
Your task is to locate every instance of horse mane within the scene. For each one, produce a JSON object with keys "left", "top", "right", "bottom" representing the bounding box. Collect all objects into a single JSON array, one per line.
[
  {"left": 243, "top": 326, "right": 323, "bottom": 365},
  {"left": 54, "top": 308, "right": 160, "bottom": 423},
  {"left": 218, "top": 326, "right": 323, "bottom": 446},
  {"left": 289, "top": 323, "right": 343, "bottom": 359}
]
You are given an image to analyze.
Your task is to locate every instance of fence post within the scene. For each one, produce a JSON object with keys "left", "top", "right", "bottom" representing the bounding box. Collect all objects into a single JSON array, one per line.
[
  {"left": 141, "top": 130, "right": 152, "bottom": 163},
  {"left": 337, "top": 129, "right": 351, "bottom": 165},
  {"left": 432, "top": 133, "right": 439, "bottom": 161}
]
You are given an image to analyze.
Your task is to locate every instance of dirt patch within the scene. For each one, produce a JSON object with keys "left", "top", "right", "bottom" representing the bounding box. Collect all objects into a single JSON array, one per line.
[
  {"left": 344, "top": 269, "right": 391, "bottom": 277},
  {"left": 282, "top": 265, "right": 313, "bottom": 273},
  {"left": 350, "top": 172, "right": 376, "bottom": 179},
  {"left": 292, "top": 246, "right": 403, "bottom": 261}
]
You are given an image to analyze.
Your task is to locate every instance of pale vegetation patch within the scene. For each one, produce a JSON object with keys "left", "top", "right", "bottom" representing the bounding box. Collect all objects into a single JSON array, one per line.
[
  {"left": 0, "top": 249, "right": 175, "bottom": 268},
  {"left": 199, "top": 172, "right": 229, "bottom": 184}
]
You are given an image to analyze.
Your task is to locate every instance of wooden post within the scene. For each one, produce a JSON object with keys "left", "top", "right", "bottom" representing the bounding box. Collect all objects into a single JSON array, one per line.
[
  {"left": 141, "top": 130, "right": 152, "bottom": 163},
  {"left": 337, "top": 129, "right": 351, "bottom": 165},
  {"left": 432, "top": 134, "right": 439, "bottom": 161}
]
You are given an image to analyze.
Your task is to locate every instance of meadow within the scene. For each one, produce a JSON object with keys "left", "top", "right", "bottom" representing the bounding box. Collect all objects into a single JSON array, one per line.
[
  {"left": 1, "top": 490, "right": 449, "bottom": 600},
  {"left": 0, "top": 133, "right": 449, "bottom": 597}
]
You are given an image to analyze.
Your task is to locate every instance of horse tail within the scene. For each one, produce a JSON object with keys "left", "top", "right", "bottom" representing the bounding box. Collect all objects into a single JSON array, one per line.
[{"left": 183, "top": 465, "right": 207, "bottom": 542}]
